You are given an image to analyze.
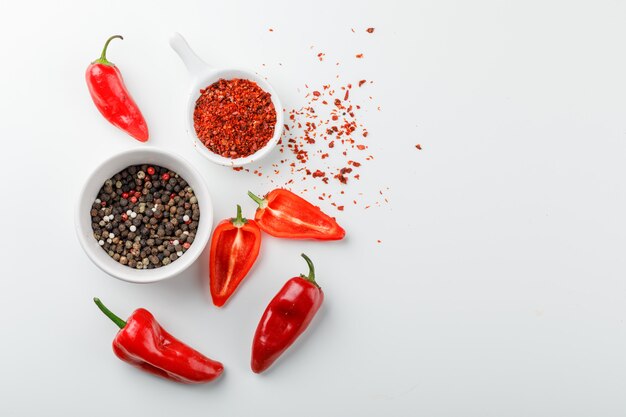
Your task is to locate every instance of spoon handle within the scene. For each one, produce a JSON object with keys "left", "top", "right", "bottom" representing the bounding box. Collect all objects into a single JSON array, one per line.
[{"left": 169, "top": 32, "right": 211, "bottom": 79}]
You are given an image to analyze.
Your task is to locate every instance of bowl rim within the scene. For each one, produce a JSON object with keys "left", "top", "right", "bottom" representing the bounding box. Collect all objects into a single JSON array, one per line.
[
  {"left": 74, "top": 146, "right": 213, "bottom": 283},
  {"left": 185, "top": 68, "right": 284, "bottom": 167}
]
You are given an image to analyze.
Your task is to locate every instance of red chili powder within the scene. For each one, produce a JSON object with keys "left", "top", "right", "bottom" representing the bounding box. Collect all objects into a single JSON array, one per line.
[{"left": 194, "top": 78, "right": 276, "bottom": 158}]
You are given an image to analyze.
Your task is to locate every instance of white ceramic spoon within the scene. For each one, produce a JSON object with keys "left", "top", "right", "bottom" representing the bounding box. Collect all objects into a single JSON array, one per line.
[{"left": 169, "top": 32, "right": 283, "bottom": 167}]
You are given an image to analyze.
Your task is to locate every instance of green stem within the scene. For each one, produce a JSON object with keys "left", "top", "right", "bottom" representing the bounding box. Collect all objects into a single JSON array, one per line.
[
  {"left": 94, "top": 35, "right": 123, "bottom": 65},
  {"left": 231, "top": 204, "right": 247, "bottom": 227},
  {"left": 247, "top": 191, "right": 267, "bottom": 208},
  {"left": 93, "top": 297, "right": 127, "bottom": 329},
  {"left": 300, "top": 253, "right": 319, "bottom": 288}
]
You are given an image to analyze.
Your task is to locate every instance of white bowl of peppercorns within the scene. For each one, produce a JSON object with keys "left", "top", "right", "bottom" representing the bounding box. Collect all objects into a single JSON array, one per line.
[{"left": 75, "top": 147, "right": 213, "bottom": 283}]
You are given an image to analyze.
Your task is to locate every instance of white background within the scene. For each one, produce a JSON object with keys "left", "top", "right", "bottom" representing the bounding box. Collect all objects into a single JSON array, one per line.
[{"left": 1, "top": 1, "right": 625, "bottom": 416}]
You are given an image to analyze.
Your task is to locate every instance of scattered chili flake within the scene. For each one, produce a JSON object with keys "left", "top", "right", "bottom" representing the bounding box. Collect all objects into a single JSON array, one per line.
[
  {"left": 366, "top": 28, "right": 375, "bottom": 33},
  {"left": 337, "top": 206, "right": 344, "bottom": 211},
  {"left": 194, "top": 78, "right": 276, "bottom": 158},
  {"left": 415, "top": 144, "right": 422, "bottom": 150},
  {"left": 269, "top": 28, "right": 274, "bottom": 32},
  {"left": 356, "top": 144, "right": 366, "bottom": 150},
  {"left": 358, "top": 80, "right": 367, "bottom": 87},
  {"left": 356, "top": 53, "right": 364, "bottom": 59}
]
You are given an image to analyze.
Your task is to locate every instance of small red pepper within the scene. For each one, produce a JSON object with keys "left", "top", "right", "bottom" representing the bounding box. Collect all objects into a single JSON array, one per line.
[
  {"left": 247, "top": 189, "right": 345, "bottom": 240},
  {"left": 251, "top": 254, "right": 324, "bottom": 373},
  {"left": 93, "top": 298, "right": 223, "bottom": 384},
  {"left": 210, "top": 205, "right": 261, "bottom": 307},
  {"left": 86, "top": 35, "right": 149, "bottom": 142}
]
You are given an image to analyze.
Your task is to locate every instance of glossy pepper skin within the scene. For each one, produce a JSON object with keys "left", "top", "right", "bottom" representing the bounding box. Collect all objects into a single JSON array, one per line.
[
  {"left": 210, "top": 205, "right": 261, "bottom": 307},
  {"left": 247, "top": 189, "right": 345, "bottom": 240},
  {"left": 251, "top": 254, "right": 324, "bottom": 373},
  {"left": 94, "top": 298, "right": 223, "bottom": 384},
  {"left": 86, "top": 35, "right": 149, "bottom": 142}
]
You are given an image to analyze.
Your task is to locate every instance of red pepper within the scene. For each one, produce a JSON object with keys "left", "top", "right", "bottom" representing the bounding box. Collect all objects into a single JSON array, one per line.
[
  {"left": 251, "top": 254, "right": 324, "bottom": 373},
  {"left": 93, "top": 298, "right": 223, "bottom": 384},
  {"left": 210, "top": 205, "right": 261, "bottom": 307},
  {"left": 86, "top": 35, "right": 149, "bottom": 142},
  {"left": 247, "top": 189, "right": 345, "bottom": 240}
]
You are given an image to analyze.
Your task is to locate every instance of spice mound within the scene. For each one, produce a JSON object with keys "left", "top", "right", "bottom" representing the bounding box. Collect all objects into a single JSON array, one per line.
[
  {"left": 193, "top": 78, "right": 276, "bottom": 158},
  {"left": 90, "top": 165, "right": 200, "bottom": 269}
]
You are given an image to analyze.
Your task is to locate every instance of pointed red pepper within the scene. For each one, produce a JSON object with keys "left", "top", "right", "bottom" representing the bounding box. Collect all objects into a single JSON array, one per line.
[
  {"left": 93, "top": 298, "right": 223, "bottom": 384},
  {"left": 247, "top": 189, "right": 345, "bottom": 240},
  {"left": 251, "top": 254, "right": 324, "bottom": 373},
  {"left": 209, "top": 205, "right": 262, "bottom": 307},
  {"left": 86, "top": 35, "right": 149, "bottom": 142}
]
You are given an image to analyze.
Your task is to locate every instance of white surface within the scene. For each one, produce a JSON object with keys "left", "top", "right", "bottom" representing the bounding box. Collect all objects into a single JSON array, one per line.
[
  {"left": 1, "top": 1, "right": 625, "bottom": 416},
  {"left": 75, "top": 147, "right": 213, "bottom": 283},
  {"left": 169, "top": 32, "right": 284, "bottom": 167}
]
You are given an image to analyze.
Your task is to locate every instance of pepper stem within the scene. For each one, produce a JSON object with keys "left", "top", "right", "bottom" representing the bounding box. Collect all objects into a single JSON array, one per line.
[
  {"left": 300, "top": 253, "right": 320, "bottom": 288},
  {"left": 94, "top": 35, "right": 123, "bottom": 65},
  {"left": 93, "top": 297, "right": 127, "bottom": 329},
  {"left": 247, "top": 191, "right": 267, "bottom": 208},
  {"left": 231, "top": 204, "right": 247, "bottom": 227}
]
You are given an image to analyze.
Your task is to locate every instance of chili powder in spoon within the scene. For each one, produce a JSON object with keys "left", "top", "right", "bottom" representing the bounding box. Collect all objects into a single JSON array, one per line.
[{"left": 193, "top": 78, "right": 276, "bottom": 158}]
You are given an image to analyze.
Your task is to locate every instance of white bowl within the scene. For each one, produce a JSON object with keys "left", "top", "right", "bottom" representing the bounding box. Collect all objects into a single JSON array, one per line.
[
  {"left": 170, "top": 32, "right": 284, "bottom": 167},
  {"left": 75, "top": 147, "right": 213, "bottom": 283}
]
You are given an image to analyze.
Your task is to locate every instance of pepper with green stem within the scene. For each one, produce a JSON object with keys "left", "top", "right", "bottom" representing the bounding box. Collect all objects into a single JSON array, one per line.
[
  {"left": 209, "top": 205, "right": 262, "bottom": 307},
  {"left": 251, "top": 253, "right": 324, "bottom": 373},
  {"left": 93, "top": 297, "right": 223, "bottom": 383}
]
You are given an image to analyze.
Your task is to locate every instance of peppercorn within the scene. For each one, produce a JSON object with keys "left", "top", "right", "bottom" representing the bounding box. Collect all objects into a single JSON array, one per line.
[{"left": 90, "top": 164, "right": 200, "bottom": 270}]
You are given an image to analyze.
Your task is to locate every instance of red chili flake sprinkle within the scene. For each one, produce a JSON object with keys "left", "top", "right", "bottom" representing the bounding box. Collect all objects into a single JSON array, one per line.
[
  {"left": 147, "top": 167, "right": 155, "bottom": 175},
  {"left": 351, "top": 28, "right": 355, "bottom": 33},
  {"left": 329, "top": 141, "right": 335, "bottom": 148},
  {"left": 356, "top": 53, "right": 364, "bottom": 59},
  {"left": 377, "top": 239, "right": 381, "bottom": 243},
  {"left": 337, "top": 206, "right": 344, "bottom": 211},
  {"left": 356, "top": 144, "right": 366, "bottom": 150},
  {"left": 352, "top": 161, "right": 361, "bottom": 167},
  {"left": 161, "top": 173, "right": 170, "bottom": 181},
  {"left": 269, "top": 28, "right": 274, "bottom": 32},
  {"left": 317, "top": 53, "right": 325, "bottom": 61},
  {"left": 358, "top": 80, "right": 367, "bottom": 87},
  {"left": 415, "top": 144, "right": 422, "bottom": 150},
  {"left": 367, "top": 28, "right": 375, "bottom": 33},
  {"left": 194, "top": 78, "right": 276, "bottom": 158},
  {"left": 232, "top": 167, "right": 244, "bottom": 171},
  {"left": 312, "top": 170, "right": 325, "bottom": 178},
  {"left": 313, "top": 91, "right": 321, "bottom": 97},
  {"left": 344, "top": 90, "right": 350, "bottom": 101}
]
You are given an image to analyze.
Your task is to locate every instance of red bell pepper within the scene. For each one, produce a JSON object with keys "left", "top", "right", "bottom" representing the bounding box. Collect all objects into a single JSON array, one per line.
[
  {"left": 247, "top": 189, "right": 345, "bottom": 240},
  {"left": 251, "top": 254, "right": 324, "bottom": 373},
  {"left": 210, "top": 205, "right": 261, "bottom": 307},
  {"left": 86, "top": 35, "right": 149, "bottom": 142},
  {"left": 93, "top": 298, "right": 223, "bottom": 384}
]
